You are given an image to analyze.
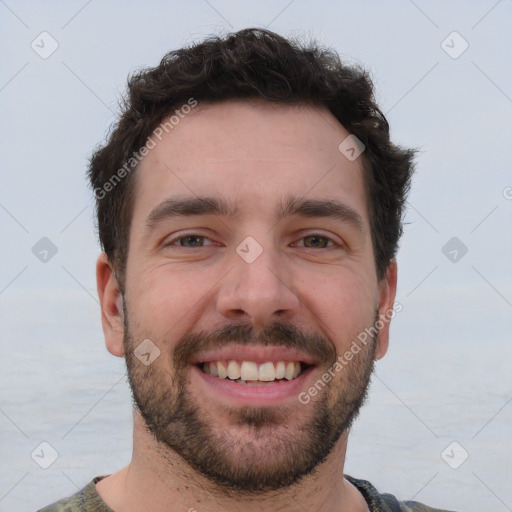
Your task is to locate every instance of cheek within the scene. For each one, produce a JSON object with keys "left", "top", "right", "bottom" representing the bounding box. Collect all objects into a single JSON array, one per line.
[
  {"left": 131, "top": 265, "right": 214, "bottom": 337},
  {"left": 297, "top": 269, "right": 376, "bottom": 341}
]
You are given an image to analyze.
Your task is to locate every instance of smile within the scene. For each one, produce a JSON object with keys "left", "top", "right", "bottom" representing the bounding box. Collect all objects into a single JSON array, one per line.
[
  {"left": 190, "top": 344, "right": 317, "bottom": 403},
  {"left": 199, "top": 360, "right": 310, "bottom": 385}
]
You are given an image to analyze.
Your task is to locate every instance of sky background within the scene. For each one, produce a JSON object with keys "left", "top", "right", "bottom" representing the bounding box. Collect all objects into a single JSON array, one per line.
[{"left": 0, "top": 1, "right": 511, "bottom": 511}]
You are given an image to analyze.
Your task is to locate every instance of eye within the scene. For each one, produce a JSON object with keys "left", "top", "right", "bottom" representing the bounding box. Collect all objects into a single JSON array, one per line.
[
  {"left": 166, "top": 234, "right": 216, "bottom": 248},
  {"left": 295, "top": 234, "right": 337, "bottom": 249}
]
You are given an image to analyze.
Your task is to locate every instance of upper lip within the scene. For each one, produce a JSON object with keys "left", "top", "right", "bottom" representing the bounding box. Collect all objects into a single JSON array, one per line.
[{"left": 190, "top": 344, "right": 318, "bottom": 366}]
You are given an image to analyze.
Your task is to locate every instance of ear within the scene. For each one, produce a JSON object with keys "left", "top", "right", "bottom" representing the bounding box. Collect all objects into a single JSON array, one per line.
[
  {"left": 96, "top": 253, "right": 125, "bottom": 357},
  {"left": 374, "top": 259, "right": 398, "bottom": 360}
]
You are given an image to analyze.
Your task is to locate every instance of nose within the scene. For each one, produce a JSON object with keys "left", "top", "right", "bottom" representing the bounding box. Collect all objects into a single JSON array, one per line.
[{"left": 216, "top": 241, "right": 301, "bottom": 329}]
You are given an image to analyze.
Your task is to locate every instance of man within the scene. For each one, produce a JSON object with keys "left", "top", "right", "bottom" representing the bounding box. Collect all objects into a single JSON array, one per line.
[{"left": 39, "top": 28, "right": 454, "bottom": 512}]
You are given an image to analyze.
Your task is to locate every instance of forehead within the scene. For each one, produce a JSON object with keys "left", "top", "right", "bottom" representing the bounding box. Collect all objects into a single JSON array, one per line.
[{"left": 132, "top": 100, "right": 368, "bottom": 226}]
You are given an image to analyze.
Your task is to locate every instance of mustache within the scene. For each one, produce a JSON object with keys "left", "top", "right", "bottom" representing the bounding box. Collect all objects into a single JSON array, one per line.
[{"left": 173, "top": 321, "right": 337, "bottom": 370}]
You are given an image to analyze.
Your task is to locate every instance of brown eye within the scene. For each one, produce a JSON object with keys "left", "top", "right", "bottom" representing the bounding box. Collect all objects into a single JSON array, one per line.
[
  {"left": 301, "top": 235, "right": 332, "bottom": 249},
  {"left": 166, "top": 234, "right": 216, "bottom": 248},
  {"left": 178, "top": 235, "right": 206, "bottom": 247}
]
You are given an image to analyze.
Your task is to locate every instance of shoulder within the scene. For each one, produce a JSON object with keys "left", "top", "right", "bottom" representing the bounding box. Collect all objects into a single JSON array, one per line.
[
  {"left": 36, "top": 476, "right": 113, "bottom": 512},
  {"left": 38, "top": 498, "right": 78, "bottom": 512},
  {"left": 345, "top": 475, "right": 457, "bottom": 512}
]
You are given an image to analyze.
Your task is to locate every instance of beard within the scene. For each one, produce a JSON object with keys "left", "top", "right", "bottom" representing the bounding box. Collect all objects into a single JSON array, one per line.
[{"left": 123, "top": 305, "right": 378, "bottom": 494}]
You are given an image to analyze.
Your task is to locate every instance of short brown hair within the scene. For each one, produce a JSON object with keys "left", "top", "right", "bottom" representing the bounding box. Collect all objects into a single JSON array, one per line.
[{"left": 88, "top": 28, "right": 415, "bottom": 290}]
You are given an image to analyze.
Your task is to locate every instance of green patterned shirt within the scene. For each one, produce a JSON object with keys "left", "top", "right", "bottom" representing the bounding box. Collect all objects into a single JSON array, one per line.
[{"left": 37, "top": 475, "right": 456, "bottom": 511}]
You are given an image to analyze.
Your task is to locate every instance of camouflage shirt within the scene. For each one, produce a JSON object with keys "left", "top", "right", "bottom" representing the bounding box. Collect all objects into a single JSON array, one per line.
[{"left": 37, "top": 475, "right": 456, "bottom": 511}]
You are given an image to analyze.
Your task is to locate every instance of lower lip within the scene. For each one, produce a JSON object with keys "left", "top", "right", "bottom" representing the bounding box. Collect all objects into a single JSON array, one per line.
[{"left": 191, "top": 365, "right": 315, "bottom": 406}]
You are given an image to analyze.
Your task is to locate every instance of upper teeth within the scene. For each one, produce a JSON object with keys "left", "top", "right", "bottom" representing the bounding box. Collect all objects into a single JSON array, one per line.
[{"left": 203, "top": 360, "right": 302, "bottom": 381}]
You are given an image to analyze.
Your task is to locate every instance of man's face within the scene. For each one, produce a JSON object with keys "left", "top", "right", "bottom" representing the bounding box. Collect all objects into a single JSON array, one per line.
[{"left": 105, "top": 100, "right": 396, "bottom": 492}]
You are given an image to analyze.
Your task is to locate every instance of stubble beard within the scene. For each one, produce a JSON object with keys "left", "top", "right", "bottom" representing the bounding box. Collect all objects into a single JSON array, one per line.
[{"left": 123, "top": 307, "right": 378, "bottom": 494}]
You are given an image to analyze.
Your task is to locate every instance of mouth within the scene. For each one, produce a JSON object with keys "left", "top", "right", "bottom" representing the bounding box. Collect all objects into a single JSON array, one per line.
[
  {"left": 189, "top": 345, "right": 318, "bottom": 406},
  {"left": 189, "top": 345, "right": 318, "bottom": 405},
  {"left": 198, "top": 360, "right": 312, "bottom": 385}
]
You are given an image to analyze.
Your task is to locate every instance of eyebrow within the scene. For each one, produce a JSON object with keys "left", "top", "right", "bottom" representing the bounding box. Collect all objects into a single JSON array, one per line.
[
  {"left": 145, "top": 196, "right": 239, "bottom": 228},
  {"left": 276, "top": 194, "right": 364, "bottom": 233},
  {"left": 145, "top": 195, "right": 364, "bottom": 233}
]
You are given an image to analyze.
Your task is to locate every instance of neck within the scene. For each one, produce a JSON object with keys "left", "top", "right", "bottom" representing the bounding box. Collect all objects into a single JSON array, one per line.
[{"left": 96, "top": 412, "right": 368, "bottom": 512}]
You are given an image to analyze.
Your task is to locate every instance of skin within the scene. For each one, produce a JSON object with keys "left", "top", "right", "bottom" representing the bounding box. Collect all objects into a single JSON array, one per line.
[{"left": 95, "top": 99, "right": 397, "bottom": 512}]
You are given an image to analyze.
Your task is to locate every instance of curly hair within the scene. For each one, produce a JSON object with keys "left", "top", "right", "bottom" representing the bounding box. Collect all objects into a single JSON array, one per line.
[{"left": 88, "top": 28, "right": 415, "bottom": 291}]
